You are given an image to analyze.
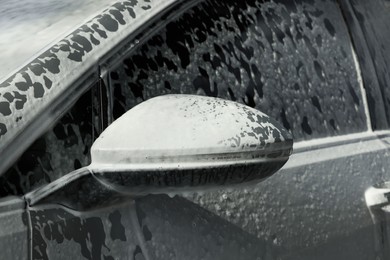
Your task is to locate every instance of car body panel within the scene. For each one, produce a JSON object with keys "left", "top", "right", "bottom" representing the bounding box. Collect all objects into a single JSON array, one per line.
[
  {"left": 187, "top": 132, "right": 390, "bottom": 258},
  {"left": 136, "top": 194, "right": 274, "bottom": 259},
  {"left": 28, "top": 202, "right": 143, "bottom": 260},
  {"left": 0, "top": 197, "right": 28, "bottom": 260}
]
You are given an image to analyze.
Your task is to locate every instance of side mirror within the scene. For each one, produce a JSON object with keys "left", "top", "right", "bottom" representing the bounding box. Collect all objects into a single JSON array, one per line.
[
  {"left": 26, "top": 95, "right": 293, "bottom": 209},
  {"left": 91, "top": 94, "right": 292, "bottom": 193}
]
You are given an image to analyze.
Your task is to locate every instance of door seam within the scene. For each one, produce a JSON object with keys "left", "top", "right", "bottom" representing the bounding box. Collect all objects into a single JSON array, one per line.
[{"left": 24, "top": 199, "right": 33, "bottom": 260}]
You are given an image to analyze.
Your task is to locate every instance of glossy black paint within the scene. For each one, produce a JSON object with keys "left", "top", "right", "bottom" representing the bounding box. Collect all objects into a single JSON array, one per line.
[
  {"left": 135, "top": 194, "right": 275, "bottom": 259},
  {"left": 28, "top": 202, "right": 143, "bottom": 260}
]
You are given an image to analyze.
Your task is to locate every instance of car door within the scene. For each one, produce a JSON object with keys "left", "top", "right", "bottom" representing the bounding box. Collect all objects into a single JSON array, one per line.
[{"left": 102, "top": 0, "right": 390, "bottom": 259}]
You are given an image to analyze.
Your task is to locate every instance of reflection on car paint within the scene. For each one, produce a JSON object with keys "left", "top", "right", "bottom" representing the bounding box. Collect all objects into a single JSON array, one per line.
[
  {"left": 136, "top": 194, "right": 274, "bottom": 259},
  {"left": 28, "top": 203, "right": 144, "bottom": 260}
]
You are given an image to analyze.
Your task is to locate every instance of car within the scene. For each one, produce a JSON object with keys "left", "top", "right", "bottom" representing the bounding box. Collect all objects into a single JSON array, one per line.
[{"left": 0, "top": 0, "right": 389, "bottom": 259}]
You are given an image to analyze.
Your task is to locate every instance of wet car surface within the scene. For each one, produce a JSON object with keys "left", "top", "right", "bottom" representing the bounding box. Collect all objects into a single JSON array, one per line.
[{"left": 0, "top": 0, "right": 390, "bottom": 259}]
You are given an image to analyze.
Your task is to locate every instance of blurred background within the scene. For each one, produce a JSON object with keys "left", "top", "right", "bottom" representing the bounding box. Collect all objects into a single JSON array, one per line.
[{"left": 0, "top": 0, "right": 115, "bottom": 80}]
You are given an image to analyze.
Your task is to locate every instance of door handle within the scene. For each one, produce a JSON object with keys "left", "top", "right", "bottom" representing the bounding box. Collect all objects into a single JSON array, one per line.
[{"left": 365, "top": 184, "right": 390, "bottom": 260}]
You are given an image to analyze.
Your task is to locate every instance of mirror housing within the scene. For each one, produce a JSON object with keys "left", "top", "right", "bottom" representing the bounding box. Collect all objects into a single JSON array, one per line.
[{"left": 90, "top": 94, "right": 293, "bottom": 195}]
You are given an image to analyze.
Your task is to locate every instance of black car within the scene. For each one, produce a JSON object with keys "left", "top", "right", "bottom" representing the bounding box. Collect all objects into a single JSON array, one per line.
[{"left": 0, "top": 0, "right": 390, "bottom": 259}]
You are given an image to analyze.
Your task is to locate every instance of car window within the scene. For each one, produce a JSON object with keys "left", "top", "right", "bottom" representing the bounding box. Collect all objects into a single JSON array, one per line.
[
  {"left": 339, "top": 0, "right": 390, "bottom": 130},
  {"left": 0, "top": 83, "right": 102, "bottom": 197},
  {"left": 108, "top": 0, "right": 368, "bottom": 142}
]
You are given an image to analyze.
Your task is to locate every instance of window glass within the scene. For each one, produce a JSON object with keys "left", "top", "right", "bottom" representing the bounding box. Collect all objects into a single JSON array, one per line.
[
  {"left": 340, "top": 0, "right": 390, "bottom": 130},
  {"left": 0, "top": 85, "right": 100, "bottom": 197},
  {"left": 110, "top": 0, "right": 368, "bottom": 141}
]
